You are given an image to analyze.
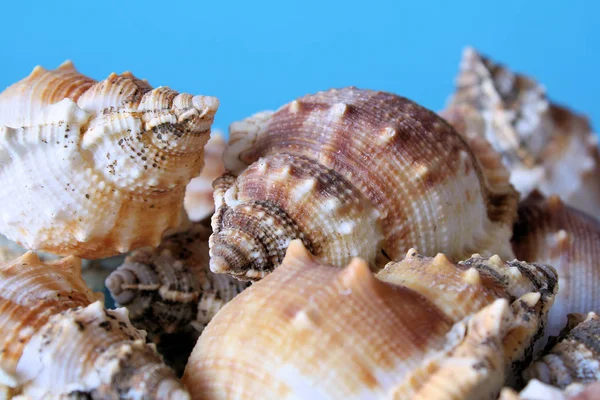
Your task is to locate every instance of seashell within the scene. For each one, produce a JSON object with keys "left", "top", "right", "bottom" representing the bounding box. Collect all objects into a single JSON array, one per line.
[
  {"left": 182, "top": 240, "right": 556, "bottom": 399},
  {"left": 184, "top": 131, "right": 227, "bottom": 221},
  {"left": 0, "top": 61, "right": 219, "bottom": 259},
  {"left": 442, "top": 47, "right": 600, "bottom": 216},
  {"left": 512, "top": 190, "right": 600, "bottom": 340},
  {"left": 0, "top": 252, "right": 189, "bottom": 399},
  {"left": 105, "top": 222, "right": 248, "bottom": 340},
  {"left": 524, "top": 312, "right": 600, "bottom": 389},
  {"left": 499, "top": 380, "right": 600, "bottom": 400},
  {"left": 210, "top": 87, "right": 518, "bottom": 280}
]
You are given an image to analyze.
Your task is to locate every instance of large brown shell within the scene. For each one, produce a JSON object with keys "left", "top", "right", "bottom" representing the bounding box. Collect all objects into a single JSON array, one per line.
[
  {"left": 512, "top": 190, "right": 600, "bottom": 339},
  {"left": 442, "top": 47, "right": 600, "bottom": 216},
  {"left": 211, "top": 87, "right": 518, "bottom": 280},
  {"left": 0, "top": 61, "right": 219, "bottom": 259},
  {"left": 182, "top": 240, "right": 556, "bottom": 399}
]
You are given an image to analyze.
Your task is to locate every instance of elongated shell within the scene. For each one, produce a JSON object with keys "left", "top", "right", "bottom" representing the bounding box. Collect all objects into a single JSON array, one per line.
[
  {"left": 211, "top": 87, "right": 518, "bottom": 280},
  {"left": 524, "top": 312, "right": 600, "bottom": 388},
  {"left": 442, "top": 47, "right": 600, "bottom": 216},
  {"left": 0, "top": 252, "right": 188, "bottom": 399},
  {"left": 182, "top": 240, "right": 556, "bottom": 399},
  {"left": 184, "top": 131, "right": 227, "bottom": 221},
  {"left": 0, "top": 61, "right": 219, "bottom": 259},
  {"left": 512, "top": 191, "right": 600, "bottom": 339}
]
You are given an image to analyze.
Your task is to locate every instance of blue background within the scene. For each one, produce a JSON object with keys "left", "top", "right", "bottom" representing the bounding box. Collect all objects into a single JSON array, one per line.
[{"left": 1, "top": 0, "right": 598, "bottom": 134}]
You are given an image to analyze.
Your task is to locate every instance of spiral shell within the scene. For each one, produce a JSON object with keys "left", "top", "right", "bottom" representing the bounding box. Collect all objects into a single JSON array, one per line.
[
  {"left": 210, "top": 87, "right": 518, "bottom": 280},
  {"left": 0, "top": 61, "right": 219, "bottom": 259},
  {"left": 184, "top": 131, "right": 227, "bottom": 221},
  {"left": 0, "top": 252, "right": 188, "bottom": 399},
  {"left": 512, "top": 191, "right": 600, "bottom": 339},
  {"left": 442, "top": 47, "right": 600, "bottom": 216},
  {"left": 182, "top": 240, "right": 556, "bottom": 399},
  {"left": 524, "top": 312, "right": 600, "bottom": 389}
]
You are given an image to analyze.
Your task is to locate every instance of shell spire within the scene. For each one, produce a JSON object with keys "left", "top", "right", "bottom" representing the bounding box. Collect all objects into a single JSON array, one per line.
[
  {"left": 182, "top": 240, "right": 556, "bottom": 399},
  {"left": 210, "top": 87, "right": 518, "bottom": 280},
  {"left": 0, "top": 252, "right": 188, "bottom": 399},
  {"left": 0, "top": 62, "right": 219, "bottom": 259},
  {"left": 442, "top": 47, "right": 600, "bottom": 216}
]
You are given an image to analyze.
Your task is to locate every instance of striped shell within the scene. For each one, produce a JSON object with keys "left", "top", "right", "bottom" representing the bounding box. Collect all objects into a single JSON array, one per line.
[
  {"left": 512, "top": 191, "right": 600, "bottom": 339},
  {"left": 182, "top": 240, "right": 556, "bottom": 399},
  {"left": 0, "top": 61, "right": 219, "bottom": 259},
  {"left": 210, "top": 87, "right": 518, "bottom": 280},
  {"left": 0, "top": 252, "right": 188, "bottom": 399},
  {"left": 442, "top": 47, "right": 600, "bottom": 216}
]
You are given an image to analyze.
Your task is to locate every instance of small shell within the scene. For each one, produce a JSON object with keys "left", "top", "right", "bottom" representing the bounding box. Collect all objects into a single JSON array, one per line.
[
  {"left": 442, "top": 47, "right": 600, "bottom": 216},
  {"left": 211, "top": 87, "right": 518, "bottom": 280},
  {"left": 184, "top": 131, "right": 227, "bottom": 221},
  {"left": 0, "top": 61, "right": 219, "bottom": 259},
  {"left": 106, "top": 223, "right": 248, "bottom": 339},
  {"left": 182, "top": 240, "right": 555, "bottom": 399},
  {"left": 499, "top": 380, "right": 600, "bottom": 400},
  {"left": 512, "top": 191, "right": 600, "bottom": 340},
  {"left": 0, "top": 252, "right": 188, "bottom": 399},
  {"left": 524, "top": 312, "right": 600, "bottom": 388}
]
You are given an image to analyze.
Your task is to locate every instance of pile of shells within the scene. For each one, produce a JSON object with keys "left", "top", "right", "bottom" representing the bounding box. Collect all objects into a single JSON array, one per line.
[{"left": 0, "top": 47, "right": 598, "bottom": 400}]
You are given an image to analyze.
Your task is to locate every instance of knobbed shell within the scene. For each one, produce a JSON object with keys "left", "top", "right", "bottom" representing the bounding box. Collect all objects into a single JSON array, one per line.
[
  {"left": 512, "top": 191, "right": 600, "bottom": 339},
  {"left": 211, "top": 87, "right": 518, "bottom": 280},
  {"left": 0, "top": 252, "right": 188, "bottom": 399},
  {"left": 442, "top": 47, "right": 600, "bottom": 216},
  {"left": 524, "top": 312, "right": 600, "bottom": 389},
  {"left": 0, "top": 61, "right": 219, "bottom": 259},
  {"left": 184, "top": 131, "right": 227, "bottom": 221},
  {"left": 182, "top": 240, "right": 556, "bottom": 399}
]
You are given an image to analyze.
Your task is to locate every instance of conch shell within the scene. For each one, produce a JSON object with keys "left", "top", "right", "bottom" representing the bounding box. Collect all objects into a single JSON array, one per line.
[
  {"left": 182, "top": 240, "right": 556, "bottom": 399},
  {"left": 512, "top": 191, "right": 600, "bottom": 339},
  {"left": 211, "top": 87, "right": 518, "bottom": 280},
  {"left": 0, "top": 61, "right": 219, "bottom": 259},
  {"left": 184, "top": 131, "right": 227, "bottom": 221},
  {"left": 0, "top": 252, "right": 188, "bottom": 399},
  {"left": 442, "top": 47, "right": 600, "bottom": 216},
  {"left": 524, "top": 312, "right": 600, "bottom": 389}
]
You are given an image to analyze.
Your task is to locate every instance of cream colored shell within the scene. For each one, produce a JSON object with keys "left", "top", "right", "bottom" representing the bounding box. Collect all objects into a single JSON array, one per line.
[
  {"left": 442, "top": 47, "right": 600, "bottom": 216},
  {"left": 0, "top": 252, "right": 188, "bottom": 399},
  {"left": 0, "top": 61, "right": 219, "bottom": 259},
  {"left": 211, "top": 87, "right": 518, "bottom": 280},
  {"left": 182, "top": 240, "right": 556, "bottom": 399}
]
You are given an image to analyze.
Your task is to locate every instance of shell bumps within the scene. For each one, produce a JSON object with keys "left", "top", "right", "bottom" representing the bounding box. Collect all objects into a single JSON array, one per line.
[
  {"left": 210, "top": 87, "right": 519, "bottom": 280},
  {"left": 0, "top": 61, "right": 219, "bottom": 259}
]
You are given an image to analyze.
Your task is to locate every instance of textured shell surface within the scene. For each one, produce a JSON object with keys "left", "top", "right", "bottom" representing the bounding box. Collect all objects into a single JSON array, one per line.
[
  {"left": 182, "top": 240, "right": 556, "bottom": 399},
  {"left": 512, "top": 190, "right": 600, "bottom": 340},
  {"left": 442, "top": 47, "right": 600, "bottom": 216},
  {"left": 0, "top": 61, "right": 219, "bottom": 259},
  {"left": 524, "top": 312, "right": 600, "bottom": 389},
  {"left": 211, "top": 86, "right": 518, "bottom": 280},
  {"left": 499, "top": 380, "right": 600, "bottom": 400},
  {"left": 0, "top": 252, "right": 188, "bottom": 399},
  {"left": 184, "top": 131, "right": 227, "bottom": 222},
  {"left": 105, "top": 222, "right": 248, "bottom": 372}
]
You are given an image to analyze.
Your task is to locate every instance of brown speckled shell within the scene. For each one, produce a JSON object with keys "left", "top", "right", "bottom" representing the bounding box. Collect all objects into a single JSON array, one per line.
[
  {"left": 512, "top": 191, "right": 600, "bottom": 340},
  {"left": 212, "top": 87, "right": 518, "bottom": 280},
  {"left": 182, "top": 240, "right": 555, "bottom": 399}
]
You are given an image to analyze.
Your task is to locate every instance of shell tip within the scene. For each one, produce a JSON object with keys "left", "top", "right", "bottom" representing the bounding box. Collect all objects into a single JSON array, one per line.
[{"left": 58, "top": 60, "right": 76, "bottom": 71}]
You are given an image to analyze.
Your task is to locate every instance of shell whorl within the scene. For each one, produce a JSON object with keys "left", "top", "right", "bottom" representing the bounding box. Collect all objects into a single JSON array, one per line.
[
  {"left": 213, "top": 87, "right": 517, "bottom": 280},
  {"left": 0, "top": 61, "right": 219, "bottom": 259},
  {"left": 183, "top": 240, "right": 555, "bottom": 399}
]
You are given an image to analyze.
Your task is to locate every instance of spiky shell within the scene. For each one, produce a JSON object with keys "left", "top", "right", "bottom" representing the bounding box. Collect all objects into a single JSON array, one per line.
[
  {"left": 0, "top": 61, "right": 219, "bottom": 259},
  {"left": 0, "top": 252, "right": 188, "bottom": 399},
  {"left": 442, "top": 47, "right": 600, "bottom": 216},
  {"left": 211, "top": 87, "right": 518, "bottom": 280},
  {"left": 184, "top": 131, "right": 227, "bottom": 222},
  {"left": 106, "top": 222, "right": 248, "bottom": 339},
  {"left": 182, "top": 240, "right": 555, "bottom": 399},
  {"left": 524, "top": 312, "right": 600, "bottom": 389},
  {"left": 512, "top": 191, "right": 600, "bottom": 340}
]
